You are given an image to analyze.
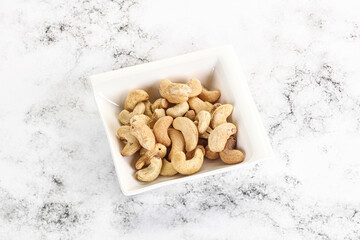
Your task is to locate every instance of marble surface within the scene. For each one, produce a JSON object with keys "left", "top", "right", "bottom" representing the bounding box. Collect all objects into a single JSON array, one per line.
[{"left": 1, "top": 0, "right": 360, "bottom": 239}]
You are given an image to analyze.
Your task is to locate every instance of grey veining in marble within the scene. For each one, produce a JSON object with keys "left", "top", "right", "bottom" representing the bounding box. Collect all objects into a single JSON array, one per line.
[{"left": 1, "top": 0, "right": 360, "bottom": 239}]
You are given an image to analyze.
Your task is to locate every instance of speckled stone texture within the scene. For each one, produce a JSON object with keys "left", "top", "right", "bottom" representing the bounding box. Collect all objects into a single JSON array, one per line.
[{"left": 1, "top": 0, "right": 360, "bottom": 239}]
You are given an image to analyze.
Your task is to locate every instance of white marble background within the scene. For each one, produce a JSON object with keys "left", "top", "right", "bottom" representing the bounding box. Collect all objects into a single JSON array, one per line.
[{"left": 1, "top": 0, "right": 360, "bottom": 239}]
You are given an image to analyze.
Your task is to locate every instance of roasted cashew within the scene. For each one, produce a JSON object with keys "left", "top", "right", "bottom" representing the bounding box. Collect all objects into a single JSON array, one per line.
[
  {"left": 188, "top": 97, "right": 213, "bottom": 114},
  {"left": 135, "top": 155, "right": 162, "bottom": 182},
  {"left": 184, "top": 110, "right": 196, "bottom": 121},
  {"left": 116, "top": 126, "right": 141, "bottom": 156},
  {"left": 118, "top": 102, "right": 145, "bottom": 125},
  {"left": 219, "top": 136, "right": 245, "bottom": 164},
  {"left": 130, "top": 115, "right": 156, "bottom": 150},
  {"left": 187, "top": 78, "right": 202, "bottom": 97},
  {"left": 172, "top": 147, "right": 204, "bottom": 175},
  {"left": 139, "top": 148, "right": 147, "bottom": 156},
  {"left": 168, "top": 128, "right": 185, "bottom": 160},
  {"left": 173, "top": 117, "right": 198, "bottom": 152},
  {"left": 153, "top": 116, "right": 173, "bottom": 147},
  {"left": 144, "top": 100, "right": 153, "bottom": 117},
  {"left": 211, "top": 103, "right": 222, "bottom": 114},
  {"left": 151, "top": 98, "right": 169, "bottom": 112},
  {"left": 205, "top": 145, "right": 219, "bottom": 159},
  {"left": 195, "top": 111, "right": 211, "bottom": 134},
  {"left": 211, "top": 104, "right": 234, "bottom": 128},
  {"left": 124, "top": 89, "right": 149, "bottom": 111},
  {"left": 166, "top": 102, "right": 189, "bottom": 118},
  {"left": 198, "top": 86, "right": 221, "bottom": 103},
  {"left": 160, "top": 159, "right": 178, "bottom": 176},
  {"left": 186, "top": 145, "right": 205, "bottom": 159},
  {"left": 208, "top": 123, "right": 237, "bottom": 152},
  {"left": 135, "top": 143, "right": 167, "bottom": 170},
  {"left": 159, "top": 79, "right": 192, "bottom": 103},
  {"left": 150, "top": 108, "right": 166, "bottom": 128},
  {"left": 129, "top": 114, "right": 151, "bottom": 126}
]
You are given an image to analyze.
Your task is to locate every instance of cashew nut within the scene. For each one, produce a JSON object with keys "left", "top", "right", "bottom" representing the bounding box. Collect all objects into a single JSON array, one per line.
[
  {"left": 129, "top": 114, "right": 151, "bottom": 126},
  {"left": 205, "top": 145, "right": 219, "bottom": 159},
  {"left": 135, "top": 155, "right": 162, "bottom": 182},
  {"left": 151, "top": 98, "right": 169, "bottom": 112},
  {"left": 118, "top": 102, "right": 145, "bottom": 125},
  {"left": 208, "top": 123, "right": 237, "bottom": 152},
  {"left": 150, "top": 108, "right": 166, "bottom": 128},
  {"left": 172, "top": 147, "right": 204, "bottom": 175},
  {"left": 166, "top": 102, "right": 189, "bottom": 118},
  {"left": 184, "top": 110, "right": 196, "bottom": 121},
  {"left": 187, "top": 78, "right": 202, "bottom": 97},
  {"left": 153, "top": 116, "right": 173, "bottom": 147},
  {"left": 130, "top": 115, "right": 155, "bottom": 150},
  {"left": 195, "top": 111, "right": 211, "bottom": 134},
  {"left": 168, "top": 128, "right": 185, "bottom": 160},
  {"left": 159, "top": 79, "right": 191, "bottom": 103},
  {"left": 160, "top": 159, "right": 178, "bottom": 176},
  {"left": 124, "top": 89, "right": 149, "bottom": 111},
  {"left": 219, "top": 136, "right": 245, "bottom": 164},
  {"left": 116, "top": 126, "right": 141, "bottom": 156},
  {"left": 198, "top": 86, "right": 221, "bottom": 103},
  {"left": 188, "top": 97, "right": 213, "bottom": 114},
  {"left": 211, "top": 103, "right": 222, "bottom": 114},
  {"left": 144, "top": 100, "right": 152, "bottom": 117},
  {"left": 211, "top": 104, "right": 234, "bottom": 128},
  {"left": 139, "top": 148, "right": 147, "bottom": 156},
  {"left": 135, "top": 143, "right": 167, "bottom": 170},
  {"left": 173, "top": 117, "right": 198, "bottom": 152},
  {"left": 186, "top": 145, "right": 205, "bottom": 159},
  {"left": 199, "top": 126, "right": 213, "bottom": 139}
]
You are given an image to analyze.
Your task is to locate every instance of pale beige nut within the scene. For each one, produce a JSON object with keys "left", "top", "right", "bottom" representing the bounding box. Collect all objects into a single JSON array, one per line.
[
  {"left": 195, "top": 111, "right": 211, "bottom": 134},
  {"left": 129, "top": 114, "right": 151, "bottom": 126},
  {"left": 172, "top": 147, "right": 204, "bottom": 175},
  {"left": 185, "top": 145, "right": 205, "bottom": 159},
  {"left": 188, "top": 97, "right": 213, "bottom": 114},
  {"left": 144, "top": 100, "right": 153, "bottom": 117},
  {"left": 186, "top": 78, "right": 202, "bottom": 97},
  {"left": 136, "top": 155, "right": 162, "bottom": 182},
  {"left": 124, "top": 89, "right": 149, "bottom": 111},
  {"left": 139, "top": 148, "right": 147, "bottom": 156},
  {"left": 153, "top": 116, "right": 173, "bottom": 147},
  {"left": 150, "top": 108, "right": 166, "bottom": 128},
  {"left": 166, "top": 102, "right": 189, "bottom": 118},
  {"left": 211, "top": 104, "right": 234, "bottom": 128},
  {"left": 184, "top": 110, "right": 196, "bottom": 121},
  {"left": 173, "top": 117, "right": 198, "bottom": 152},
  {"left": 159, "top": 79, "right": 191, "bottom": 103},
  {"left": 168, "top": 128, "right": 185, "bottom": 160},
  {"left": 160, "top": 159, "right": 178, "bottom": 176},
  {"left": 205, "top": 145, "right": 219, "bottom": 159},
  {"left": 208, "top": 123, "right": 237, "bottom": 152},
  {"left": 118, "top": 102, "right": 145, "bottom": 125},
  {"left": 151, "top": 98, "right": 169, "bottom": 112},
  {"left": 135, "top": 143, "right": 167, "bottom": 170},
  {"left": 198, "top": 86, "right": 221, "bottom": 103},
  {"left": 130, "top": 115, "right": 156, "bottom": 150},
  {"left": 199, "top": 126, "right": 213, "bottom": 139},
  {"left": 116, "top": 126, "right": 141, "bottom": 156},
  {"left": 219, "top": 136, "right": 245, "bottom": 164},
  {"left": 211, "top": 103, "right": 222, "bottom": 114}
]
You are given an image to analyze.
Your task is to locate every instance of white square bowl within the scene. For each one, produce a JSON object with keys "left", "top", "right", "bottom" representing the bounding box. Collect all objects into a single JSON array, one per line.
[{"left": 90, "top": 46, "right": 273, "bottom": 196}]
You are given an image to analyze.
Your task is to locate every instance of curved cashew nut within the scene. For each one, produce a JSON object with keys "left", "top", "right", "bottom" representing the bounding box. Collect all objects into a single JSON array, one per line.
[
  {"left": 160, "top": 159, "right": 178, "bottom": 176},
  {"left": 205, "top": 145, "right": 219, "bottom": 159},
  {"left": 135, "top": 155, "right": 162, "bottom": 182},
  {"left": 116, "top": 126, "right": 141, "bottom": 156},
  {"left": 208, "top": 123, "right": 237, "bottom": 152},
  {"left": 211, "top": 103, "right": 222, "bottom": 114},
  {"left": 124, "top": 89, "right": 149, "bottom": 111},
  {"left": 173, "top": 117, "right": 198, "bottom": 152},
  {"left": 151, "top": 98, "right": 169, "bottom": 112},
  {"left": 186, "top": 145, "right": 205, "bottom": 159},
  {"left": 219, "top": 136, "right": 245, "bottom": 164},
  {"left": 198, "top": 86, "right": 221, "bottom": 103},
  {"left": 153, "top": 116, "right": 173, "bottom": 147},
  {"left": 184, "top": 110, "right": 196, "bottom": 121},
  {"left": 130, "top": 115, "right": 155, "bottom": 150},
  {"left": 118, "top": 102, "right": 145, "bottom": 125},
  {"left": 195, "top": 111, "right": 211, "bottom": 134},
  {"left": 150, "top": 108, "right": 166, "bottom": 128},
  {"left": 129, "top": 114, "right": 151, "bottom": 126},
  {"left": 166, "top": 102, "right": 189, "bottom": 118},
  {"left": 188, "top": 97, "right": 213, "bottom": 114},
  {"left": 172, "top": 147, "right": 204, "bottom": 175},
  {"left": 159, "top": 79, "right": 191, "bottom": 103},
  {"left": 144, "top": 100, "right": 153, "bottom": 117},
  {"left": 135, "top": 143, "right": 167, "bottom": 170},
  {"left": 187, "top": 78, "right": 202, "bottom": 97},
  {"left": 168, "top": 128, "right": 185, "bottom": 160},
  {"left": 211, "top": 104, "right": 234, "bottom": 128}
]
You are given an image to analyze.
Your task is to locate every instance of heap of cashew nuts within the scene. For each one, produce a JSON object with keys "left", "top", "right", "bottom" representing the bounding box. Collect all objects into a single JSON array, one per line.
[{"left": 116, "top": 78, "right": 245, "bottom": 182}]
